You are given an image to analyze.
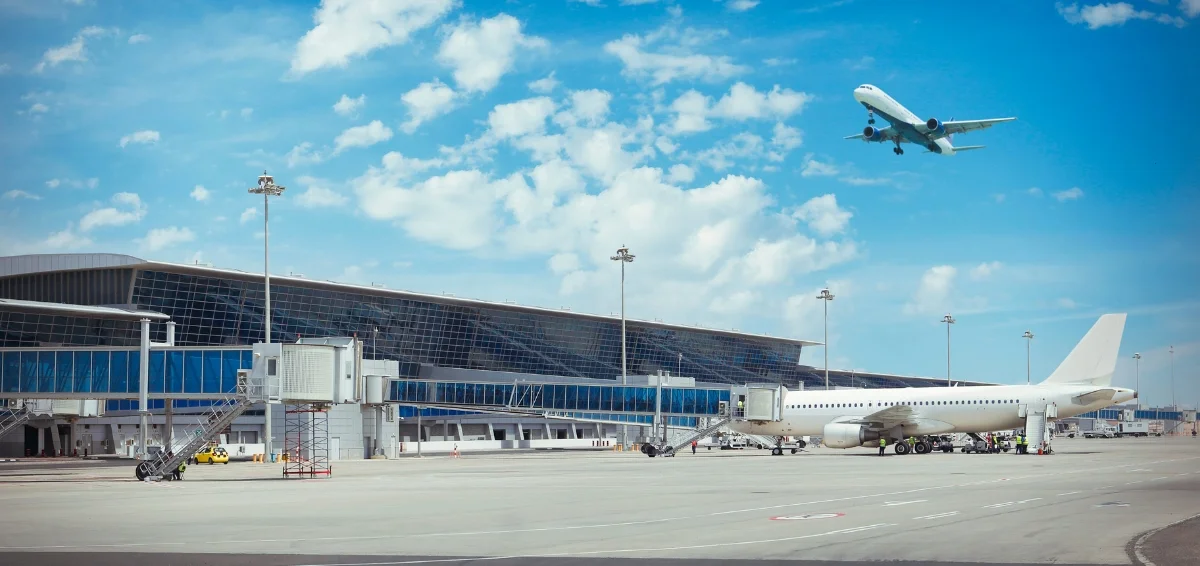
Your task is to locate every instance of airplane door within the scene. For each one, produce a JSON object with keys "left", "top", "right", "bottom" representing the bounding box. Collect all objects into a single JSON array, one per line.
[{"left": 1018, "top": 404, "right": 1027, "bottom": 418}]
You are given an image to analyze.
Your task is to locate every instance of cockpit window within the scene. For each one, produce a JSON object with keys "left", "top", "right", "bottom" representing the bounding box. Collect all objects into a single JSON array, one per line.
[{"left": 858, "top": 85, "right": 873, "bottom": 90}]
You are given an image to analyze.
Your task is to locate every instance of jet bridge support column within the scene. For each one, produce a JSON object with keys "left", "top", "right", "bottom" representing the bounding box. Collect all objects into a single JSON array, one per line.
[{"left": 138, "top": 318, "right": 150, "bottom": 459}]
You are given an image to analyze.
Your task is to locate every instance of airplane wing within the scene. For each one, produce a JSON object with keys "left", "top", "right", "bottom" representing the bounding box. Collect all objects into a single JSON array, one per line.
[
  {"left": 844, "top": 126, "right": 911, "bottom": 144},
  {"left": 917, "top": 118, "right": 1016, "bottom": 139},
  {"left": 840, "top": 404, "right": 916, "bottom": 431},
  {"left": 1072, "top": 388, "right": 1117, "bottom": 406}
]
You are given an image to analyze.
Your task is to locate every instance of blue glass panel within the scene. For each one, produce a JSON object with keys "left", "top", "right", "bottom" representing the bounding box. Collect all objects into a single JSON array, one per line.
[
  {"left": 126, "top": 351, "right": 141, "bottom": 394},
  {"left": 670, "top": 389, "right": 684, "bottom": 414},
  {"left": 110, "top": 351, "right": 128, "bottom": 393},
  {"left": 166, "top": 351, "right": 184, "bottom": 393},
  {"left": 2, "top": 352, "right": 18, "bottom": 393},
  {"left": 74, "top": 351, "right": 92, "bottom": 393},
  {"left": 222, "top": 351, "right": 239, "bottom": 393},
  {"left": 91, "top": 351, "right": 109, "bottom": 393},
  {"left": 203, "top": 351, "right": 222, "bottom": 393},
  {"left": 681, "top": 389, "right": 695, "bottom": 414},
  {"left": 150, "top": 350, "right": 165, "bottom": 393},
  {"left": 184, "top": 351, "right": 202, "bottom": 393},
  {"left": 240, "top": 350, "right": 253, "bottom": 381},
  {"left": 55, "top": 351, "right": 73, "bottom": 393}
]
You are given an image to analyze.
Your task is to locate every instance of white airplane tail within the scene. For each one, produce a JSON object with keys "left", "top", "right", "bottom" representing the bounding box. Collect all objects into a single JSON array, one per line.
[{"left": 1040, "top": 314, "right": 1127, "bottom": 387}]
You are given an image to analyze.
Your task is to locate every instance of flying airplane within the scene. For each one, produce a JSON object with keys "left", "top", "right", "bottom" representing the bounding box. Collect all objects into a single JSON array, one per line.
[
  {"left": 845, "top": 84, "right": 1016, "bottom": 155},
  {"left": 728, "top": 314, "right": 1136, "bottom": 454}
]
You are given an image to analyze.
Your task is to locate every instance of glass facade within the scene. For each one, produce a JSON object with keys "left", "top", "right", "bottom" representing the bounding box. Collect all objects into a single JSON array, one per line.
[
  {"left": 1078, "top": 408, "right": 1184, "bottom": 421},
  {"left": 389, "top": 379, "right": 730, "bottom": 417},
  {"left": 0, "top": 264, "right": 960, "bottom": 389},
  {"left": 0, "top": 347, "right": 251, "bottom": 397}
]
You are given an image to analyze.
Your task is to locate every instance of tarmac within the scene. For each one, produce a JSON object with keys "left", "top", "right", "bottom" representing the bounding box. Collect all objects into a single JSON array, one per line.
[{"left": 1, "top": 436, "right": 1198, "bottom": 566}]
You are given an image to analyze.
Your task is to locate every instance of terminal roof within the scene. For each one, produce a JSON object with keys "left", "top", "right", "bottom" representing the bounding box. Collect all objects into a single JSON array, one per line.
[{"left": 0, "top": 298, "right": 170, "bottom": 321}]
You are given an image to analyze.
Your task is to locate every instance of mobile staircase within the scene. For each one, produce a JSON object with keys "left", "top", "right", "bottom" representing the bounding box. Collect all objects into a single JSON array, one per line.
[
  {"left": 641, "top": 416, "right": 731, "bottom": 457},
  {"left": 0, "top": 406, "right": 33, "bottom": 440},
  {"left": 1020, "top": 402, "right": 1056, "bottom": 454},
  {"left": 135, "top": 372, "right": 267, "bottom": 481}
]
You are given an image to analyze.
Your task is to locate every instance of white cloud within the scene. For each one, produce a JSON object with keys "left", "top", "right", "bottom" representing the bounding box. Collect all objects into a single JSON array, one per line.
[
  {"left": 437, "top": 13, "right": 548, "bottom": 94},
  {"left": 43, "top": 225, "right": 93, "bottom": 250},
  {"left": 190, "top": 185, "right": 211, "bottom": 202},
  {"left": 548, "top": 252, "right": 581, "bottom": 274},
  {"left": 3, "top": 190, "right": 41, "bottom": 200},
  {"left": 839, "top": 177, "right": 892, "bottom": 186},
  {"left": 689, "top": 133, "right": 766, "bottom": 172},
  {"left": 27, "top": 103, "right": 49, "bottom": 114},
  {"left": 763, "top": 57, "right": 796, "bottom": 67},
  {"left": 289, "top": 0, "right": 457, "bottom": 75},
  {"left": 570, "top": 0, "right": 604, "bottom": 5},
  {"left": 333, "top": 94, "right": 366, "bottom": 117},
  {"left": 0, "top": 63, "right": 10, "bottom": 74},
  {"left": 604, "top": 25, "right": 749, "bottom": 85},
  {"left": 555, "top": 89, "right": 613, "bottom": 128},
  {"left": 726, "top": 0, "right": 759, "bottom": 11},
  {"left": 79, "top": 192, "right": 147, "bottom": 231},
  {"left": 903, "top": 265, "right": 957, "bottom": 316},
  {"left": 1057, "top": 2, "right": 1186, "bottom": 29},
  {"left": 1184, "top": 0, "right": 1200, "bottom": 18},
  {"left": 801, "top": 153, "right": 839, "bottom": 177},
  {"left": 848, "top": 55, "right": 875, "bottom": 70},
  {"left": 1052, "top": 187, "right": 1084, "bottom": 202},
  {"left": 333, "top": 120, "right": 393, "bottom": 154},
  {"left": 46, "top": 179, "right": 61, "bottom": 189},
  {"left": 34, "top": 27, "right": 111, "bottom": 73},
  {"left": 240, "top": 108, "right": 254, "bottom": 119},
  {"left": 655, "top": 136, "right": 678, "bottom": 154},
  {"left": 240, "top": 207, "right": 258, "bottom": 224},
  {"left": 793, "top": 194, "right": 852, "bottom": 237},
  {"left": 44, "top": 178, "right": 98, "bottom": 190},
  {"left": 771, "top": 122, "right": 802, "bottom": 151},
  {"left": 296, "top": 183, "right": 349, "bottom": 208},
  {"left": 970, "top": 261, "right": 1002, "bottom": 281},
  {"left": 667, "top": 82, "right": 812, "bottom": 135},
  {"left": 1027, "top": 187, "right": 1043, "bottom": 197},
  {"left": 138, "top": 226, "right": 196, "bottom": 252},
  {"left": 119, "top": 130, "right": 160, "bottom": 148},
  {"left": 489, "top": 97, "right": 557, "bottom": 138},
  {"left": 1057, "top": 297, "right": 1078, "bottom": 309},
  {"left": 992, "top": 193, "right": 1007, "bottom": 203},
  {"left": 128, "top": 34, "right": 151, "bottom": 44},
  {"left": 528, "top": 72, "right": 559, "bottom": 94},
  {"left": 287, "top": 142, "right": 324, "bottom": 168},
  {"left": 666, "top": 164, "right": 695, "bottom": 184},
  {"left": 401, "top": 80, "right": 457, "bottom": 133}
]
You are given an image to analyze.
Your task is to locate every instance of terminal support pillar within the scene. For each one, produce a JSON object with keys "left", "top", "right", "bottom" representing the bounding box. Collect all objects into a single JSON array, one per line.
[
  {"left": 164, "top": 400, "right": 173, "bottom": 453},
  {"left": 138, "top": 318, "right": 150, "bottom": 459},
  {"left": 375, "top": 405, "right": 386, "bottom": 456}
]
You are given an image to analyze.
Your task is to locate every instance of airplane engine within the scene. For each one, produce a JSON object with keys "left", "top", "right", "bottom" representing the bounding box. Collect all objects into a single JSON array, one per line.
[
  {"left": 925, "top": 118, "right": 945, "bottom": 135},
  {"left": 862, "top": 126, "right": 884, "bottom": 141},
  {"left": 822, "top": 423, "right": 880, "bottom": 449}
]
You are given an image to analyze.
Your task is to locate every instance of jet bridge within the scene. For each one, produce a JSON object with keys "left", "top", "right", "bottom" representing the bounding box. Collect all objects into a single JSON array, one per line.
[{"left": 730, "top": 383, "right": 787, "bottom": 422}]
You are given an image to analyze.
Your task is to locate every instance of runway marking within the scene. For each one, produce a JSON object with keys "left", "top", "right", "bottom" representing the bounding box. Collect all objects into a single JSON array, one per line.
[
  {"left": 1130, "top": 468, "right": 1151, "bottom": 472},
  {"left": 291, "top": 524, "right": 898, "bottom": 566},
  {"left": 1099, "top": 485, "right": 1114, "bottom": 489},
  {"left": 3, "top": 456, "right": 1197, "bottom": 552},
  {"left": 1126, "top": 480, "right": 1143, "bottom": 485},
  {"left": 1152, "top": 477, "right": 1168, "bottom": 481},
  {"left": 883, "top": 499, "right": 926, "bottom": 506},
  {"left": 1057, "top": 491, "right": 1082, "bottom": 496},
  {"left": 984, "top": 502, "right": 1014, "bottom": 509},
  {"left": 913, "top": 511, "right": 959, "bottom": 520},
  {"left": 1017, "top": 498, "right": 1042, "bottom": 504}
]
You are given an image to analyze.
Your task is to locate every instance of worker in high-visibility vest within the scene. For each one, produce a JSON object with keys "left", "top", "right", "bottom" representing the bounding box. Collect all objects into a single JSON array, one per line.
[{"left": 878, "top": 437, "right": 887, "bottom": 456}]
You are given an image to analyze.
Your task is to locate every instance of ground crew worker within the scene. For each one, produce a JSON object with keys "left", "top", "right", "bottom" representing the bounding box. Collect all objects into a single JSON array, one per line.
[
  {"left": 691, "top": 439, "right": 698, "bottom": 454},
  {"left": 173, "top": 461, "right": 186, "bottom": 480},
  {"left": 879, "top": 437, "right": 887, "bottom": 456},
  {"left": 737, "top": 398, "right": 744, "bottom": 416}
]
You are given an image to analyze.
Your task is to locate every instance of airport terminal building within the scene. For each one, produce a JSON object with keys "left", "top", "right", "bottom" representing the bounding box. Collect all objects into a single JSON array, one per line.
[{"left": 1, "top": 253, "right": 990, "bottom": 458}]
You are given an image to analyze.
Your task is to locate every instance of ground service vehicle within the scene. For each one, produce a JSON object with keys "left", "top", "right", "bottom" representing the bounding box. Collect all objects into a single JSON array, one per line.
[
  {"left": 193, "top": 445, "right": 229, "bottom": 464},
  {"left": 1117, "top": 422, "right": 1149, "bottom": 437}
]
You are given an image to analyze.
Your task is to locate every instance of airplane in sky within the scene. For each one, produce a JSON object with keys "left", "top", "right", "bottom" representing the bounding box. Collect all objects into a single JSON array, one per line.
[
  {"left": 845, "top": 84, "right": 1016, "bottom": 155},
  {"left": 728, "top": 314, "right": 1136, "bottom": 454}
]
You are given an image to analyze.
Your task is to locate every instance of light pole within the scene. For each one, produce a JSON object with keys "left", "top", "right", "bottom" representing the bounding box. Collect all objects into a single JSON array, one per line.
[
  {"left": 817, "top": 288, "right": 834, "bottom": 390},
  {"left": 942, "top": 313, "right": 956, "bottom": 387},
  {"left": 610, "top": 246, "right": 635, "bottom": 448},
  {"left": 1022, "top": 330, "right": 1034, "bottom": 386},
  {"left": 1169, "top": 345, "right": 1176, "bottom": 409},
  {"left": 248, "top": 170, "right": 285, "bottom": 459},
  {"left": 1132, "top": 353, "right": 1141, "bottom": 408}
]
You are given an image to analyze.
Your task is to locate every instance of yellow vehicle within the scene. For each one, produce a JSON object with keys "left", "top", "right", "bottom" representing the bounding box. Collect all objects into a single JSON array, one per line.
[{"left": 193, "top": 445, "right": 229, "bottom": 464}]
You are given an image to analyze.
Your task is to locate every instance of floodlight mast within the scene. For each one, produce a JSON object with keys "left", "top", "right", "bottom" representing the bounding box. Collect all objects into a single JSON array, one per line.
[
  {"left": 610, "top": 246, "right": 634, "bottom": 449},
  {"left": 248, "top": 171, "right": 285, "bottom": 458}
]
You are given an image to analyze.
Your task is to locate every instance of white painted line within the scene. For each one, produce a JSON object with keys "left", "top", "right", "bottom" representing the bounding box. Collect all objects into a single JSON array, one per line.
[
  {"left": 1099, "top": 485, "right": 1114, "bottom": 489},
  {"left": 1057, "top": 491, "right": 1082, "bottom": 496},
  {"left": 983, "top": 502, "right": 1014, "bottom": 509},
  {"left": 291, "top": 524, "right": 899, "bottom": 566},
  {"left": 1126, "top": 481, "right": 1143, "bottom": 485},
  {"left": 913, "top": 511, "right": 960, "bottom": 520},
  {"left": 1132, "top": 512, "right": 1200, "bottom": 566},
  {"left": 1152, "top": 477, "right": 1168, "bottom": 481},
  {"left": 883, "top": 500, "right": 927, "bottom": 506},
  {"left": 1016, "top": 498, "right": 1043, "bottom": 504}
]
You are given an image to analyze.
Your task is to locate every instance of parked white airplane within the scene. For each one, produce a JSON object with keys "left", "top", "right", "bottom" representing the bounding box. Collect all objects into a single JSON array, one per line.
[
  {"left": 845, "top": 84, "right": 1016, "bottom": 155},
  {"left": 728, "top": 314, "right": 1135, "bottom": 454}
]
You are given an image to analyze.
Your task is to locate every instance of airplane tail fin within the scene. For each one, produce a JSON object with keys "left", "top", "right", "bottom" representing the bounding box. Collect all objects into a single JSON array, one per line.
[{"left": 1040, "top": 314, "right": 1127, "bottom": 387}]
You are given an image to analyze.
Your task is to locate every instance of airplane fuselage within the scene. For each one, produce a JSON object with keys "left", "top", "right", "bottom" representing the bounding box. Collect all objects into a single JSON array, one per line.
[
  {"left": 854, "top": 85, "right": 957, "bottom": 155},
  {"left": 729, "top": 384, "right": 1137, "bottom": 439}
]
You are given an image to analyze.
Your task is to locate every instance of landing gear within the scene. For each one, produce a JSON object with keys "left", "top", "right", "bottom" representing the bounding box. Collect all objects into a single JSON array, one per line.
[
  {"left": 894, "top": 441, "right": 911, "bottom": 455},
  {"left": 867, "top": 107, "right": 876, "bottom": 125},
  {"left": 892, "top": 145, "right": 904, "bottom": 155}
]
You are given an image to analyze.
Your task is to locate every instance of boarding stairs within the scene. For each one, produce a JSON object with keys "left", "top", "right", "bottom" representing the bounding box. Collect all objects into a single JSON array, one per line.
[
  {"left": 135, "top": 375, "right": 263, "bottom": 481},
  {"left": 0, "top": 406, "right": 34, "bottom": 440},
  {"left": 667, "top": 417, "right": 732, "bottom": 453},
  {"left": 744, "top": 434, "right": 778, "bottom": 450},
  {"left": 1021, "top": 403, "right": 1055, "bottom": 454}
]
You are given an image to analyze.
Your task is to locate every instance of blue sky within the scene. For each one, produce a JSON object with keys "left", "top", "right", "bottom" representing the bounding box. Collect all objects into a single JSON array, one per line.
[{"left": 1, "top": 0, "right": 1197, "bottom": 407}]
